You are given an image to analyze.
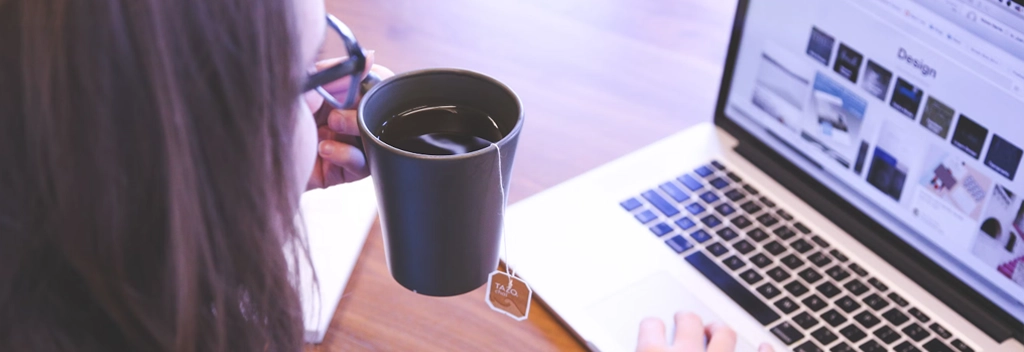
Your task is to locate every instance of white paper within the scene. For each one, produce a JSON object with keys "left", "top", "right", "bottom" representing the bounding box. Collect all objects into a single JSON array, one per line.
[{"left": 293, "top": 179, "right": 378, "bottom": 343}]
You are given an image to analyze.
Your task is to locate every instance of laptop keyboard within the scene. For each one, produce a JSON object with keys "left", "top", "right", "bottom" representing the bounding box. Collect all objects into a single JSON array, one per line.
[{"left": 619, "top": 159, "right": 975, "bottom": 352}]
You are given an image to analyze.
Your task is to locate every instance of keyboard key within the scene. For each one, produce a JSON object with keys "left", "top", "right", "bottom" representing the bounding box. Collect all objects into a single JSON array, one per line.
[
  {"left": 707, "top": 242, "right": 729, "bottom": 257},
  {"left": 756, "top": 213, "right": 779, "bottom": 227},
  {"left": 820, "top": 309, "right": 847, "bottom": 327},
  {"left": 895, "top": 341, "right": 922, "bottom": 352},
  {"left": 743, "top": 184, "right": 760, "bottom": 195},
  {"left": 830, "top": 249, "right": 849, "bottom": 262},
  {"left": 770, "top": 321, "right": 804, "bottom": 345},
  {"left": 781, "top": 254, "right": 805, "bottom": 269},
  {"left": 757, "top": 282, "right": 782, "bottom": 299},
  {"left": 826, "top": 265, "right": 851, "bottom": 282},
  {"left": 902, "top": 323, "right": 930, "bottom": 342},
  {"left": 724, "top": 188, "right": 746, "bottom": 201},
  {"left": 794, "top": 311, "right": 820, "bottom": 329},
  {"left": 882, "top": 308, "right": 910, "bottom": 326},
  {"left": 855, "top": 311, "right": 881, "bottom": 329},
  {"left": 716, "top": 227, "right": 739, "bottom": 241},
  {"left": 620, "top": 198, "right": 642, "bottom": 210},
  {"left": 836, "top": 296, "right": 862, "bottom": 313},
  {"left": 860, "top": 340, "right": 886, "bottom": 352},
  {"left": 695, "top": 166, "right": 714, "bottom": 177},
  {"left": 685, "top": 202, "right": 706, "bottom": 215},
  {"left": 794, "top": 222, "right": 812, "bottom": 234},
  {"left": 799, "top": 268, "right": 824, "bottom": 284},
  {"left": 773, "top": 226, "right": 797, "bottom": 240},
  {"left": 928, "top": 323, "right": 951, "bottom": 339},
  {"left": 791, "top": 238, "right": 814, "bottom": 253},
  {"left": 776, "top": 209, "right": 794, "bottom": 221},
  {"left": 699, "top": 191, "right": 720, "bottom": 204},
  {"left": 690, "top": 229, "right": 713, "bottom": 243},
  {"left": 659, "top": 182, "right": 691, "bottom": 202},
  {"left": 840, "top": 324, "right": 868, "bottom": 342},
  {"left": 888, "top": 292, "right": 909, "bottom": 307},
  {"left": 764, "top": 241, "right": 787, "bottom": 256},
  {"left": 711, "top": 160, "right": 726, "bottom": 170},
  {"left": 908, "top": 308, "right": 930, "bottom": 323},
  {"left": 809, "top": 252, "right": 833, "bottom": 267},
  {"left": 685, "top": 251, "right": 780, "bottom": 325},
  {"left": 830, "top": 342, "right": 855, "bottom": 352},
  {"left": 731, "top": 215, "right": 753, "bottom": 229},
  {"left": 701, "top": 214, "right": 722, "bottom": 228},
  {"left": 750, "top": 253, "right": 773, "bottom": 268},
  {"left": 684, "top": 202, "right": 708, "bottom": 215},
  {"left": 723, "top": 255, "right": 746, "bottom": 270},
  {"left": 726, "top": 171, "right": 742, "bottom": 182},
  {"left": 950, "top": 339, "right": 973, "bottom": 352},
  {"left": 867, "top": 278, "right": 888, "bottom": 292},
  {"left": 766, "top": 267, "right": 791, "bottom": 282},
  {"left": 811, "top": 235, "right": 830, "bottom": 248},
  {"left": 775, "top": 297, "right": 799, "bottom": 314},
  {"left": 812, "top": 327, "right": 839, "bottom": 345},
  {"left": 759, "top": 196, "right": 776, "bottom": 208},
  {"left": 848, "top": 263, "right": 868, "bottom": 277},
  {"left": 642, "top": 191, "right": 680, "bottom": 217},
  {"left": 635, "top": 210, "right": 657, "bottom": 223},
  {"left": 741, "top": 201, "right": 762, "bottom": 214},
  {"left": 816, "top": 282, "right": 841, "bottom": 298},
  {"left": 873, "top": 325, "right": 900, "bottom": 344},
  {"left": 785, "top": 281, "right": 809, "bottom": 297},
  {"left": 844, "top": 279, "right": 870, "bottom": 296},
  {"left": 665, "top": 236, "right": 693, "bottom": 253},
  {"left": 678, "top": 174, "right": 704, "bottom": 192},
  {"left": 747, "top": 228, "right": 770, "bottom": 242},
  {"left": 675, "top": 217, "right": 697, "bottom": 230},
  {"left": 733, "top": 239, "right": 755, "bottom": 254},
  {"left": 802, "top": 294, "right": 828, "bottom": 312},
  {"left": 709, "top": 177, "right": 730, "bottom": 189},
  {"left": 923, "top": 339, "right": 955, "bottom": 352},
  {"left": 863, "top": 294, "right": 889, "bottom": 311},
  {"left": 715, "top": 203, "right": 736, "bottom": 216},
  {"left": 650, "top": 223, "right": 673, "bottom": 236},
  {"left": 795, "top": 341, "right": 824, "bottom": 352},
  {"left": 739, "top": 269, "right": 763, "bottom": 284}
]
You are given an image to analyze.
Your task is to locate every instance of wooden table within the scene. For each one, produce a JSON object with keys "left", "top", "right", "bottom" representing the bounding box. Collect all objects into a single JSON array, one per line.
[{"left": 307, "top": 0, "right": 737, "bottom": 350}]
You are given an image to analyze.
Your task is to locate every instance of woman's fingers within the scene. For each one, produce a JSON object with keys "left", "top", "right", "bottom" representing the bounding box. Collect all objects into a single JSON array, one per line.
[
  {"left": 317, "top": 139, "right": 369, "bottom": 184},
  {"left": 758, "top": 343, "right": 775, "bottom": 352},
  {"left": 704, "top": 323, "right": 737, "bottom": 352},
  {"left": 637, "top": 317, "right": 667, "bottom": 352},
  {"left": 673, "top": 312, "right": 706, "bottom": 352},
  {"left": 327, "top": 109, "right": 360, "bottom": 136}
]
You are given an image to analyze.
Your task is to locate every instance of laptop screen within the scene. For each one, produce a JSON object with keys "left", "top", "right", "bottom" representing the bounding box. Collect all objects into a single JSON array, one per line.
[{"left": 722, "top": 0, "right": 1024, "bottom": 323}]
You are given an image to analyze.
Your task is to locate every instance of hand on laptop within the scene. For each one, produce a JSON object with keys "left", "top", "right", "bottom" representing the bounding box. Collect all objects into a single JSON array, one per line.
[{"left": 636, "top": 312, "right": 773, "bottom": 352}]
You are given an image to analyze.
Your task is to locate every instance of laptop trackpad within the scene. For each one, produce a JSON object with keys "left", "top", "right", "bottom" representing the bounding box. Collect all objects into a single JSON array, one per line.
[{"left": 585, "top": 271, "right": 756, "bottom": 352}]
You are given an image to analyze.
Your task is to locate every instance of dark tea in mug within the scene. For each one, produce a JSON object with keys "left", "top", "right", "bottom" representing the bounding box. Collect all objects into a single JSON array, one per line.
[{"left": 377, "top": 105, "right": 503, "bottom": 155}]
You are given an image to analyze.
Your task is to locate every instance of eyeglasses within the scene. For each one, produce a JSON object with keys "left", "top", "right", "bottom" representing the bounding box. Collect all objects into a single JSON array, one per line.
[{"left": 303, "top": 14, "right": 366, "bottom": 109}]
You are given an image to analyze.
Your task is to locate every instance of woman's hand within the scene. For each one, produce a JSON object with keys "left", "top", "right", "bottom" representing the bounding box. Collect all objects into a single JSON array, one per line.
[
  {"left": 307, "top": 53, "right": 394, "bottom": 190},
  {"left": 637, "top": 312, "right": 774, "bottom": 352}
]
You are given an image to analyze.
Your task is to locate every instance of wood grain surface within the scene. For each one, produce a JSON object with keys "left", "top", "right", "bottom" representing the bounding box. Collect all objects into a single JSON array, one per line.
[{"left": 306, "top": 0, "right": 736, "bottom": 350}]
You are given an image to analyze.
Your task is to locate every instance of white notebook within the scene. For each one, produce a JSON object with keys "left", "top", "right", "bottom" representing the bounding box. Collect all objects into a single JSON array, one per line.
[{"left": 293, "top": 179, "right": 379, "bottom": 343}]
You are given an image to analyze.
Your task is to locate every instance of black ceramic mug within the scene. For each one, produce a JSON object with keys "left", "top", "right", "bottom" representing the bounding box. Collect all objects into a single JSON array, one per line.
[{"left": 357, "top": 69, "right": 523, "bottom": 296}]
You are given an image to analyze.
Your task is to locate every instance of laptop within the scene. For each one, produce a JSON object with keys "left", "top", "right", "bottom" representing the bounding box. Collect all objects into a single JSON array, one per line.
[{"left": 504, "top": 0, "right": 1024, "bottom": 351}]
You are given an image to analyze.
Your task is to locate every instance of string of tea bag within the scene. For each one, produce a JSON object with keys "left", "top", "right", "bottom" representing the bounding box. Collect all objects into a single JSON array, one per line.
[{"left": 485, "top": 142, "right": 532, "bottom": 321}]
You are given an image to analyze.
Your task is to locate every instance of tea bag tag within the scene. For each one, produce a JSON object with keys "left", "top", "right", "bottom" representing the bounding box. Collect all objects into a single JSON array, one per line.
[{"left": 485, "top": 271, "right": 532, "bottom": 321}]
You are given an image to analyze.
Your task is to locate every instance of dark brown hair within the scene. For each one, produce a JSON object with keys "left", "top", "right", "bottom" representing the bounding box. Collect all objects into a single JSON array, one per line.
[{"left": 0, "top": 0, "right": 309, "bottom": 350}]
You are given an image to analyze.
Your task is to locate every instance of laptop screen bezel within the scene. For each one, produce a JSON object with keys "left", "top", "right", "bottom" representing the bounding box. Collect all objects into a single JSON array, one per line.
[{"left": 711, "top": 0, "right": 1024, "bottom": 342}]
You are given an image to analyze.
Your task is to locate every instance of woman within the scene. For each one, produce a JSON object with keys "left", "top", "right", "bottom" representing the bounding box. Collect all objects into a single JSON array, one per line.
[
  {"left": 0, "top": 0, "right": 383, "bottom": 349},
  {"left": 0, "top": 0, "right": 744, "bottom": 350}
]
